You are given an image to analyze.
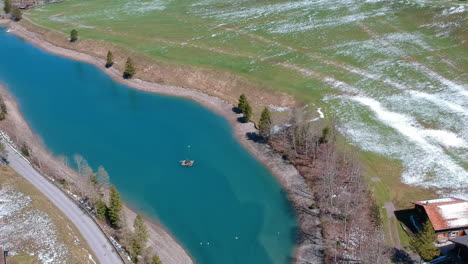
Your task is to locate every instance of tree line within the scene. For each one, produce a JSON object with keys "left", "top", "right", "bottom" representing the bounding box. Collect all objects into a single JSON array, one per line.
[
  {"left": 3, "top": 0, "right": 22, "bottom": 21},
  {"left": 67, "top": 29, "right": 136, "bottom": 79},
  {"left": 237, "top": 94, "right": 272, "bottom": 140},
  {"left": 72, "top": 154, "right": 162, "bottom": 263}
]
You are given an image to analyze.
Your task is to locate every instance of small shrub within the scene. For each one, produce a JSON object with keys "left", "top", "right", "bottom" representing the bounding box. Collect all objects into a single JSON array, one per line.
[
  {"left": 319, "top": 127, "right": 330, "bottom": 144},
  {"left": 1, "top": 102, "right": 7, "bottom": 114},
  {"left": 70, "top": 29, "right": 78, "bottom": 42},
  {"left": 95, "top": 199, "right": 108, "bottom": 221},
  {"left": 4, "top": 0, "right": 11, "bottom": 14},
  {"left": 21, "top": 144, "right": 30, "bottom": 157},
  {"left": 11, "top": 7, "right": 22, "bottom": 21},
  {"left": 105, "top": 51, "right": 114, "bottom": 68},
  {"left": 123, "top": 58, "right": 136, "bottom": 79}
]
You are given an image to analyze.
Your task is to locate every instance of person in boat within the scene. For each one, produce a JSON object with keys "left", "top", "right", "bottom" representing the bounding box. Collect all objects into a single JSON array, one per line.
[{"left": 180, "top": 160, "right": 194, "bottom": 166}]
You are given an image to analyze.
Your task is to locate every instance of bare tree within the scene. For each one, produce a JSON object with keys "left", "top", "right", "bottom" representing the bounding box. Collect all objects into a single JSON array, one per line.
[
  {"left": 74, "top": 154, "right": 84, "bottom": 174},
  {"left": 74, "top": 154, "right": 97, "bottom": 204},
  {"left": 97, "top": 166, "right": 110, "bottom": 187},
  {"left": 97, "top": 166, "right": 111, "bottom": 203},
  {"left": 57, "top": 155, "right": 69, "bottom": 167}
]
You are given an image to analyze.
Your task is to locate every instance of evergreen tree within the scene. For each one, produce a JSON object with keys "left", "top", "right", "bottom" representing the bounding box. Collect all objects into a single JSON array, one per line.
[
  {"left": 108, "top": 185, "right": 122, "bottom": 228},
  {"left": 133, "top": 214, "right": 148, "bottom": 245},
  {"left": 11, "top": 7, "right": 21, "bottom": 21},
  {"left": 151, "top": 255, "right": 162, "bottom": 264},
  {"left": 123, "top": 57, "right": 136, "bottom": 79},
  {"left": 70, "top": 29, "right": 78, "bottom": 42},
  {"left": 95, "top": 199, "right": 108, "bottom": 221},
  {"left": 319, "top": 127, "right": 330, "bottom": 144},
  {"left": 243, "top": 102, "right": 252, "bottom": 123},
  {"left": 0, "top": 141, "right": 7, "bottom": 159},
  {"left": 237, "top": 94, "right": 247, "bottom": 113},
  {"left": 410, "top": 221, "right": 440, "bottom": 261},
  {"left": 89, "top": 172, "right": 98, "bottom": 186},
  {"left": 21, "top": 144, "right": 29, "bottom": 157},
  {"left": 258, "top": 107, "right": 272, "bottom": 139},
  {"left": 1, "top": 100, "right": 8, "bottom": 114},
  {"left": 105, "top": 51, "right": 114, "bottom": 68},
  {"left": 130, "top": 214, "right": 149, "bottom": 262},
  {"left": 3, "top": 0, "right": 11, "bottom": 14}
]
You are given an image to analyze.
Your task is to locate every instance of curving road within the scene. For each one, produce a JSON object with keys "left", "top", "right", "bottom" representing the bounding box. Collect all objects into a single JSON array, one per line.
[{"left": 3, "top": 141, "right": 123, "bottom": 264}]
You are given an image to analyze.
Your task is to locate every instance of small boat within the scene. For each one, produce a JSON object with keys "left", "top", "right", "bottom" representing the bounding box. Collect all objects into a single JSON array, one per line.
[
  {"left": 6, "top": 29, "right": 11, "bottom": 33},
  {"left": 180, "top": 160, "right": 194, "bottom": 167}
]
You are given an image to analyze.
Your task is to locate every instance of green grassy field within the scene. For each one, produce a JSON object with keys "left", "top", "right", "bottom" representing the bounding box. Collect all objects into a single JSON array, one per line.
[
  {"left": 24, "top": 0, "right": 468, "bottom": 249},
  {"left": 27, "top": 0, "right": 467, "bottom": 104}
]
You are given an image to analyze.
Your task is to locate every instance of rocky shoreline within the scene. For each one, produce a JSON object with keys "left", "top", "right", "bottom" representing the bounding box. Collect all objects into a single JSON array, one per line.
[{"left": 4, "top": 23, "right": 323, "bottom": 263}]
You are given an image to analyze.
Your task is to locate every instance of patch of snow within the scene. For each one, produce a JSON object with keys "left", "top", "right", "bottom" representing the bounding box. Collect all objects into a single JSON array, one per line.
[
  {"left": 268, "top": 105, "right": 290, "bottom": 112},
  {"left": 411, "top": 62, "right": 468, "bottom": 98},
  {"left": 272, "top": 124, "right": 291, "bottom": 134},
  {"left": 0, "top": 185, "right": 69, "bottom": 264},
  {"left": 317, "top": 108, "right": 324, "bottom": 119},
  {"left": 442, "top": 5, "right": 466, "bottom": 15},
  {"left": 123, "top": 0, "right": 168, "bottom": 14},
  {"left": 422, "top": 129, "right": 467, "bottom": 148},
  {"left": 269, "top": 8, "right": 388, "bottom": 34},
  {"left": 438, "top": 202, "right": 468, "bottom": 228},
  {"left": 420, "top": 198, "right": 455, "bottom": 204},
  {"left": 409, "top": 91, "right": 468, "bottom": 116},
  {"left": 346, "top": 96, "right": 468, "bottom": 189},
  {"left": 88, "top": 254, "right": 97, "bottom": 264}
]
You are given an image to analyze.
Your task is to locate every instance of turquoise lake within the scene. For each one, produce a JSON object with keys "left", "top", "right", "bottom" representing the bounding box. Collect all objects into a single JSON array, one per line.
[{"left": 0, "top": 28, "right": 297, "bottom": 263}]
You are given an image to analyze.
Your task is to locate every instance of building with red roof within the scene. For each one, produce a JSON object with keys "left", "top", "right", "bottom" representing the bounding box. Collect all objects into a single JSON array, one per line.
[{"left": 412, "top": 197, "right": 468, "bottom": 243}]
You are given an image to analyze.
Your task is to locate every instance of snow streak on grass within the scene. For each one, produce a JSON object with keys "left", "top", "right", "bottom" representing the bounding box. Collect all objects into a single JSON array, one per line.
[
  {"left": 329, "top": 94, "right": 467, "bottom": 194},
  {"left": 0, "top": 186, "right": 69, "bottom": 264}
]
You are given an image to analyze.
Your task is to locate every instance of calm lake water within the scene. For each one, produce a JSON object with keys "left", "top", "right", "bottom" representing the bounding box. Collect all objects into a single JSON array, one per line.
[{"left": 0, "top": 28, "right": 297, "bottom": 264}]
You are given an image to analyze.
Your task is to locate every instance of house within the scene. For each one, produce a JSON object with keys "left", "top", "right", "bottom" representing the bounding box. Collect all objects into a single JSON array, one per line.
[
  {"left": 18, "top": 1, "right": 34, "bottom": 9},
  {"left": 450, "top": 235, "right": 468, "bottom": 262},
  {"left": 412, "top": 198, "right": 468, "bottom": 243}
]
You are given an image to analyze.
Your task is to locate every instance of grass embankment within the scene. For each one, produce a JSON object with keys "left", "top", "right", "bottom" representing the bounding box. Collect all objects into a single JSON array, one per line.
[
  {"left": 19, "top": 0, "right": 467, "bottom": 251},
  {"left": 0, "top": 165, "right": 96, "bottom": 264}
]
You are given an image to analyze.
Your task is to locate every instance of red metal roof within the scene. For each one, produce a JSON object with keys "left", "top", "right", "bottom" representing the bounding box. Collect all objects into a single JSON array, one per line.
[{"left": 412, "top": 198, "right": 468, "bottom": 231}]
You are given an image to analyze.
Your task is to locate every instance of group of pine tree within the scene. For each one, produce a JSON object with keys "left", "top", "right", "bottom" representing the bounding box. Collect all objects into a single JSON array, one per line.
[
  {"left": 105, "top": 50, "right": 135, "bottom": 78},
  {"left": 237, "top": 94, "right": 272, "bottom": 139},
  {"left": 3, "top": 0, "right": 22, "bottom": 21},
  {"left": 410, "top": 220, "right": 440, "bottom": 261},
  {"left": 67, "top": 29, "right": 136, "bottom": 78},
  {"left": 75, "top": 156, "right": 162, "bottom": 263}
]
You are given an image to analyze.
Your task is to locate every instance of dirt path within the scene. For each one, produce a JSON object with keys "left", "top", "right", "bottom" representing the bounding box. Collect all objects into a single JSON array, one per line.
[{"left": 384, "top": 201, "right": 402, "bottom": 249}]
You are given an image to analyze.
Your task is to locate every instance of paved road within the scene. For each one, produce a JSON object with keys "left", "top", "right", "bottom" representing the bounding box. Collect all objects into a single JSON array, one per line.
[{"left": 4, "top": 142, "right": 123, "bottom": 264}]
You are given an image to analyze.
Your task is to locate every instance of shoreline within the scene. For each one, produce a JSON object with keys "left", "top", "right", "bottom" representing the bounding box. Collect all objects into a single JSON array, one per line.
[
  {"left": 4, "top": 23, "right": 323, "bottom": 263},
  {"left": 0, "top": 84, "right": 194, "bottom": 264}
]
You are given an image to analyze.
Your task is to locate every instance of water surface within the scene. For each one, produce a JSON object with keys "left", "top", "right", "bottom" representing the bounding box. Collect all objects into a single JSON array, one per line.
[{"left": 0, "top": 28, "right": 297, "bottom": 264}]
